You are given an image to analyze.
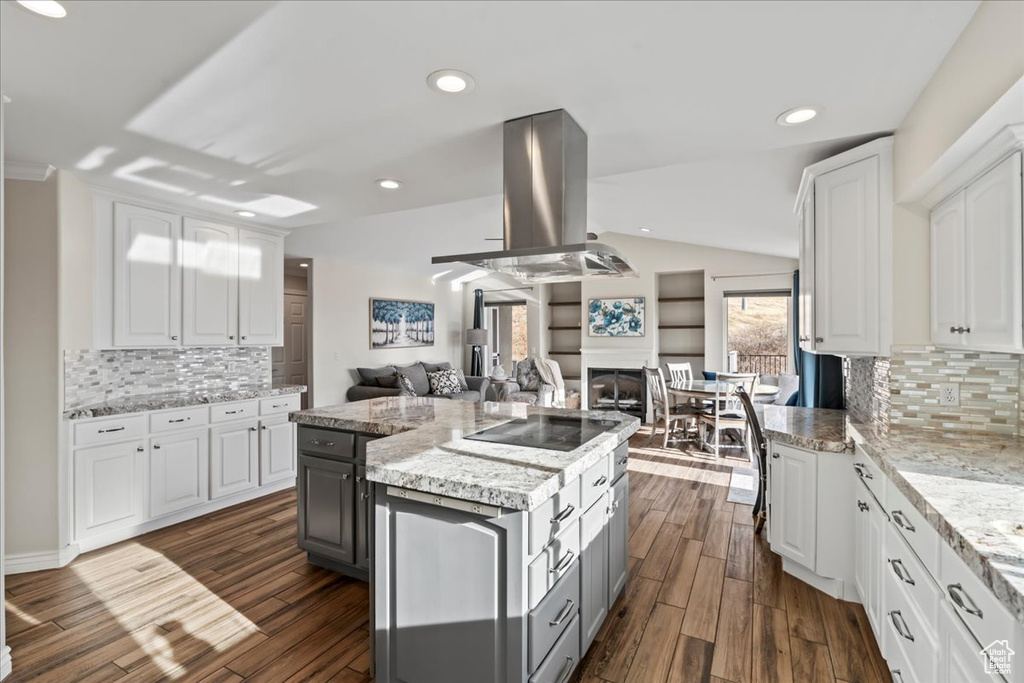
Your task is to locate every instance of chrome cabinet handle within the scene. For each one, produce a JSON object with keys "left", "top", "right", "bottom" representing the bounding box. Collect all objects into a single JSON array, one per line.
[
  {"left": 593, "top": 475, "right": 608, "bottom": 487},
  {"left": 771, "top": 453, "right": 779, "bottom": 459},
  {"left": 950, "top": 326, "right": 957, "bottom": 333},
  {"left": 815, "top": 336, "right": 824, "bottom": 343},
  {"left": 549, "top": 598, "right": 575, "bottom": 626},
  {"left": 153, "top": 444, "right": 161, "bottom": 449},
  {"left": 549, "top": 549, "right": 575, "bottom": 574},
  {"left": 555, "top": 656, "right": 575, "bottom": 683},
  {"left": 857, "top": 500, "right": 869, "bottom": 512},
  {"left": 171, "top": 336, "right": 178, "bottom": 341},
  {"left": 891, "top": 669, "right": 904, "bottom": 683},
  {"left": 228, "top": 335, "right": 235, "bottom": 340},
  {"left": 892, "top": 510, "right": 915, "bottom": 533},
  {"left": 169, "top": 417, "right": 189, "bottom": 423},
  {"left": 136, "top": 446, "right": 144, "bottom": 453},
  {"left": 963, "top": 327, "right": 970, "bottom": 334},
  {"left": 948, "top": 583, "right": 983, "bottom": 618},
  {"left": 889, "top": 610, "right": 915, "bottom": 642},
  {"left": 272, "top": 403, "right": 289, "bottom": 408},
  {"left": 309, "top": 438, "right": 335, "bottom": 447},
  {"left": 888, "top": 558, "right": 915, "bottom": 586},
  {"left": 550, "top": 504, "right": 575, "bottom": 525},
  {"left": 250, "top": 426, "right": 258, "bottom": 432},
  {"left": 98, "top": 426, "right": 125, "bottom": 434},
  {"left": 224, "top": 410, "right": 240, "bottom": 415},
  {"left": 616, "top": 456, "right": 628, "bottom": 465},
  {"left": 853, "top": 463, "right": 873, "bottom": 479},
  {"left": 342, "top": 473, "right": 351, "bottom": 480}
]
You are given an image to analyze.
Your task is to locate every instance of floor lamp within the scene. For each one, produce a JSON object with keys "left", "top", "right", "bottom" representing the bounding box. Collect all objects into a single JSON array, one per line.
[{"left": 466, "top": 328, "right": 487, "bottom": 377}]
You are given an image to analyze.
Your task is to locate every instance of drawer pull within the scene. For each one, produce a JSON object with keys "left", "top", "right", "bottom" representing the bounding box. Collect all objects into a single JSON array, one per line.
[
  {"left": 854, "top": 463, "right": 873, "bottom": 479},
  {"left": 593, "top": 475, "right": 608, "bottom": 487},
  {"left": 892, "top": 510, "right": 915, "bottom": 533},
  {"left": 168, "top": 418, "right": 189, "bottom": 424},
  {"left": 555, "top": 656, "right": 575, "bottom": 683},
  {"left": 550, "top": 549, "right": 575, "bottom": 574},
  {"left": 616, "top": 456, "right": 628, "bottom": 465},
  {"left": 549, "top": 598, "right": 575, "bottom": 627},
  {"left": 771, "top": 453, "right": 779, "bottom": 459},
  {"left": 888, "top": 558, "right": 915, "bottom": 586},
  {"left": 153, "top": 444, "right": 161, "bottom": 450},
  {"left": 550, "top": 504, "right": 575, "bottom": 525},
  {"left": 309, "top": 438, "right": 335, "bottom": 447},
  {"left": 342, "top": 473, "right": 351, "bottom": 480},
  {"left": 891, "top": 669, "right": 904, "bottom": 683},
  {"left": 947, "top": 583, "right": 983, "bottom": 618},
  {"left": 224, "top": 410, "right": 241, "bottom": 415},
  {"left": 889, "top": 610, "right": 915, "bottom": 642},
  {"left": 98, "top": 426, "right": 125, "bottom": 434},
  {"left": 136, "top": 446, "right": 144, "bottom": 453},
  {"left": 857, "top": 500, "right": 869, "bottom": 512},
  {"left": 272, "top": 403, "right": 290, "bottom": 408}
]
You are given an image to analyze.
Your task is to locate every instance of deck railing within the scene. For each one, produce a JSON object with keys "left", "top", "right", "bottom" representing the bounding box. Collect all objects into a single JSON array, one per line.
[{"left": 734, "top": 354, "right": 788, "bottom": 376}]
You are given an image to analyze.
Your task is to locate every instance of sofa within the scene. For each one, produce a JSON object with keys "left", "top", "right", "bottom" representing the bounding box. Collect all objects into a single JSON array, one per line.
[{"left": 346, "top": 361, "right": 490, "bottom": 403}]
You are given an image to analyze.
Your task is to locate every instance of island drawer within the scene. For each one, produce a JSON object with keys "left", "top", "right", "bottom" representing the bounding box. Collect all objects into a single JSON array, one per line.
[
  {"left": 580, "top": 454, "right": 611, "bottom": 512},
  {"left": 297, "top": 427, "right": 355, "bottom": 459},
  {"left": 73, "top": 414, "right": 147, "bottom": 447},
  {"left": 611, "top": 441, "right": 629, "bottom": 482},
  {"left": 529, "top": 480, "right": 581, "bottom": 557},
  {"left": 853, "top": 444, "right": 884, "bottom": 505},
  {"left": 210, "top": 400, "right": 258, "bottom": 423},
  {"left": 149, "top": 406, "right": 208, "bottom": 434},
  {"left": 529, "top": 613, "right": 580, "bottom": 683},
  {"left": 528, "top": 559, "right": 580, "bottom": 672},
  {"left": 885, "top": 478, "right": 938, "bottom": 577},
  {"left": 260, "top": 394, "right": 301, "bottom": 416},
  {"left": 528, "top": 520, "right": 581, "bottom": 610},
  {"left": 885, "top": 520, "right": 941, "bottom": 629},
  {"left": 885, "top": 550, "right": 938, "bottom": 683}
]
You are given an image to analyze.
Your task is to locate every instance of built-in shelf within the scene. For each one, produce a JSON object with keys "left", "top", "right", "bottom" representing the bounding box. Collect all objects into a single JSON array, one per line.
[
  {"left": 562, "top": 375, "right": 581, "bottom": 381},
  {"left": 657, "top": 271, "right": 705, "bottom": 374},
  {"left": 548, "top": 326, "right": 582, "bottom": 330},
  {"left": 548, "top": 350, "right": 581, "bottom": 355},
  {"left": 547, "top": 283, "right": 582, "bottom": 384},
  {"left": 660, "top": 352, "right": 704, "bottom": 358},
  {"left": 548, "top": 300, "right": 582, "bottom": 307},
  {"left": 657, "top": 296, "right": 704, "bottom": 303},
  {"left": 658, "top": 324, "right": 705, "bottom": 329}
]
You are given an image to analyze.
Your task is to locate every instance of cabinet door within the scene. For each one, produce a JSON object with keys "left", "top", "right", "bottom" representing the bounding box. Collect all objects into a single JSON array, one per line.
[
  {"left": 930, "top": 191, "right": 967, "bottom": 347},
  {"left": 938, "top": 602, "right": 991, "bottom": 683},
  {"left": 814, "top": 156, "right": 880, "bottom": 354},
  {"left": 113, "top": 203, "right": 182, "bottom": 347},
  {"left": 297, "top": 454, "right": 356, "bottom": 564},
  {"left": 607, "top": 473, "right": 629, "bottom": 605},
  {"left": 182, "top": 218, "right": 238, "bottom": 346},
  {"left": 854, "top": 482, "right": 886, "bottom": 646},
  {"left": 75, "top": 440, "right": 146, "bottom": 539},
  {"left": 356, "top": 464, "right": 370, "bottom": 570},
  {"left": 210, "top": 421, "right": 259, "bottom": 499},
  {"left": 964, "top": 152, "right": 1023, "bottom": 351},
  {"left": 149, "top": 429, "right": 209, "bottom": 517},
  {"left": 769, "top": 445, "right": 817, "bottom": 569},
  {"left": 799, "top": 191, "right": 816, "bottom": 351},
  {"left": 580, "top": 494, "right": 609, "bottom": 652},
  {"left": 238, "top": 229, "right": 283, "bottom": 346},
  {"left": 259, "top": 417, "right": 295, "bottom": 485}
]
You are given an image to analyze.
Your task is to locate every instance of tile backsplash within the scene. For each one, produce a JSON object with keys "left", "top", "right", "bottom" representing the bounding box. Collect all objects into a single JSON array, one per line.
[
  {"left": 65, "top": 347, "right": 272, "bottom": 410},
  {"left": 845, "top": 356, "right": 891, "bottom": 432}
]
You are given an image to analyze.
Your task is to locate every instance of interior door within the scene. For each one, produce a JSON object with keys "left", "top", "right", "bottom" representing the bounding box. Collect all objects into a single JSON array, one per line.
[
  {"left": 238, "top": 229, "right": 284, "bottom": 345},
  {"left": 277, "top": 292, "right": 309, "bottom": 407},
  {"left": 930, "top": 192, "right": 966, "bottom": 347},
  {"left": 182, "top": 218, "right": 238, "bottom": 346}
]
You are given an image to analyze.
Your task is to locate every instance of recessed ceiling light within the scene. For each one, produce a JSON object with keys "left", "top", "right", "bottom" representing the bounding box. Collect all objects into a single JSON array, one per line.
[
  {"left": 777, "top": 106, "right": 820, "bottom": 126},
  {"left": 639, "top": 227, "right": 651, "bottom": 233},
  {"left": 299, "top": 262, "right": 309, "bottom": 268},
  {"left": 16, "top": 0, "right": 66, "bottom": 17},
  {"left": 234, "top": 210, "right": 257, "bottom": 218},
  {"left": 377, "top": 179, "right": 402, "bottom": 190},
  {"left": 427, "top": 69, "right": 475, "bottom": 94}
]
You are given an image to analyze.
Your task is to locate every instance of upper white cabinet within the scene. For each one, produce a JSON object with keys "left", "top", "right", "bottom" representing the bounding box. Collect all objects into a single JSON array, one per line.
[
  {"left": 930, "top": 153, "right": 1023, "bottom": 352},
  {"left": 113, "top": 203, "right": 183, "bottom": 347},
  {"left": 795, "top": 137, "right": 892, "bottom": 357},
  {"left": 107, "top": 201, "right": 286, "bottom": 348}
]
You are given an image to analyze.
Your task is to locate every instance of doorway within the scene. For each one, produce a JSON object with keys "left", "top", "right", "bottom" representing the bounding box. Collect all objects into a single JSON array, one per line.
[
  {"left": 275, "top": 259, "right": 312, "bottom": 409},
  {"left": 485, "top": 300, "right": 528, "bottom": 376},
  {"left": 724, "top": 289, "right": 792, "bottom": 375}
]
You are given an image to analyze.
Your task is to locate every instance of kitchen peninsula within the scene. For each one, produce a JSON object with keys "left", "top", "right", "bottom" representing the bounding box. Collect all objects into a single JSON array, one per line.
[{"left": 289, "top": 397, "right": 640, "bottom": 683}]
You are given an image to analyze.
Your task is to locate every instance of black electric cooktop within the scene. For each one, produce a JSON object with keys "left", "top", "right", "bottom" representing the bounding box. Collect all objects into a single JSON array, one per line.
[{"left": 464, "top": 414, "right": 620, "bottom": 452}]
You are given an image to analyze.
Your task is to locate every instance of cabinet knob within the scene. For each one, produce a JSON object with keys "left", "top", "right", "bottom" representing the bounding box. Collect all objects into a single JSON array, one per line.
[
  {"left": 771, "top": 453, "right": 780, "bottom": 459},
  {"left": 815, "top": 337, "right": 824, "bottom": 343},
  {"left": 153, "top": 444, "right": 161, "bottom": 450},
  {"left": 342, "top": 473, "right": 351, "bottom": 480},
  {"left": 250, "top": 426, "right": 258, "bottom": 432},
  {"left": 229, "top": 335, "right": 235, "bottom": 340},
  {"left": 171, "top": 336, "right": 178, "bottom": 341},
  {"left": 241, "top": 336, "right": 247, "bottom": 340},
  {"left": 857, "top": 500, "right": 868, "bottom": 511},
  {"left": 136, "top": 446, "right": 144, "bottom": 453},
  {"left": 950, "top": 326, "right": 958, "bottom": 334}
]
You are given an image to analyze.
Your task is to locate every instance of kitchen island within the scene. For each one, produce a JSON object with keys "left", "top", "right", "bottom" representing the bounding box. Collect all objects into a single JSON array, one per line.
[{"left": 290, "top": 397, "right": 640, "bottom": 683}]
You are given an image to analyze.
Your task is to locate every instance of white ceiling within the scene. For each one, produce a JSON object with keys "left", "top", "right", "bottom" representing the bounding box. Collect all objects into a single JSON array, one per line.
[{"left": 2, "top": 0, "right": 978, "bottom": 268}]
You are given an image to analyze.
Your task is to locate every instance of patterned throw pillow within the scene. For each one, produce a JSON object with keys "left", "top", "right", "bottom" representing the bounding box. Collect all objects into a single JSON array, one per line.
[
  {"left": 395, "top": 373, "right": 417, "bottom": 397},
  {"left": 428, "top": 369, "right": 462, "bottom": 396}
]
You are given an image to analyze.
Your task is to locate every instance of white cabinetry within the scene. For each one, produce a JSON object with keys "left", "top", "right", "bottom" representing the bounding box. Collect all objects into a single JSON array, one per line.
[
  {"left": 182, "top": 218, "right": 239, "bottom": 346},
  {"left": 854, "top": 479, "right": 887, "bottom": 643},
  {"left": 259, "top": 415, "right": 296, "bottom": 485},
  {"left": 74, "top": 439, "right": 146, "bottom": 539},
  {"left": 149, "top": 428, "right": 209, "bottom": 517},
  {"left": 769, "top": 443, "right": 817, "bottom": 568},
  {"left": 798, "top": 192, "right": 815, "bottom": 350},
  {"left": 238, "top": 228, "right": 284, "bottom": 345},
  {"left": 930, "top": 192, "right": 967, "bottom": 346},
  {"left": 210, "top": 420, "right": 259, "bottom": 499}
]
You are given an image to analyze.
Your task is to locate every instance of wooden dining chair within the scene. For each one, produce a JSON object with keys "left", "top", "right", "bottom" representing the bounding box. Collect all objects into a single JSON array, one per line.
[
  {"left": 734, "top": 385, "right": 767, "bottom": 534},
  {"left": 698, "top": 373, "right": 759, "bottom": 458},
  {"left": 643, "top": 367, "right": 703, "bottom": 449},
  {"left": 665, "top": 362, "right": 693, "bottom": 382}
]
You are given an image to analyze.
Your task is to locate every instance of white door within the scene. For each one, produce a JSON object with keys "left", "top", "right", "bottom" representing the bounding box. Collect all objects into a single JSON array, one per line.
[
  {"left": 238, "top": 229, "right": 283, "bottom": 345},
  {"left": 770, "top": 444, "right": 817, "bottom": 570},
  {"left": 74, "top": 440, "right": 146, "bottom": 540},
  {"left": 813, "top": 156, "right": 880, "bottom": 355},
  {"left": 963, "top": 152, "right": 1023, "bottom": 352},
  {"left": 182, "top": 218, "right": 238, "bottom": 346},
  {"left": 930, "top": 191, "right": 967, "bottom": 347},
  {"left": 210, "top": 421, "right": 259, "bottom": 499},
  {"left": 260, "top": 416, "right": 296, "bottom": 485},
  {"left": 149, "top": 429, "right": 209, "bottom": 517},
  {"left": 113, "top": 203, "right": 182, "bottom": 347},
  {"left": 799, "top": 191, "right": 815, "bottom": 351}
]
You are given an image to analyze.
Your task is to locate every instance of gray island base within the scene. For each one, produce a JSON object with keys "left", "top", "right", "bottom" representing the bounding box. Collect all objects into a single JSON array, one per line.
[{"left": 289, "top": 397, "right": 640, "bottom": 683}]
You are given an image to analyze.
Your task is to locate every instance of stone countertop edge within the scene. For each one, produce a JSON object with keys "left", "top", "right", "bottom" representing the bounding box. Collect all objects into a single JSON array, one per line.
[
  {"left": 762, "top": 404, "right": 1024, "bottom": 628},
  {"left": 64, "top": 385, "right": 307, "bottom": 420}
]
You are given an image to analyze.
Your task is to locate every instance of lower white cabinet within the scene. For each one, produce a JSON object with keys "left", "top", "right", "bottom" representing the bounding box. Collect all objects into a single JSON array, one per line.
[
  {"left": 854, "top": 479, "right": 887, "bottom": 641},
  {"left": 260, "top": 415, "right": 296, "bottom": 485},
  {"left": 769, "top": 443, "right": 817, "bottom": 569},
  {"left": 74, "top": 440, "right": 146, "bottom": 540},
  {"left": 210, "top": 419, "right": 260, "bottom": 499},
  {"left": 149, "top": 429, "right": 209, "bottom": 517}
]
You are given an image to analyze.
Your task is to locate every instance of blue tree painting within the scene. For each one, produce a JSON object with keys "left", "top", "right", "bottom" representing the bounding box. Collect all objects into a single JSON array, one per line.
[
  {"left": 588, "top": 298, "right": 645, "bottom": 337},
  {"left": 370, "top": 299, "right": 435, "bottom": 349}
]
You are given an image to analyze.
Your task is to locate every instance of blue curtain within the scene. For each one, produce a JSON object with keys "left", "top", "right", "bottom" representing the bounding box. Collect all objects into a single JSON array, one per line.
[{"left": 793, "top": 271, "right": 845, "bottom": 409}]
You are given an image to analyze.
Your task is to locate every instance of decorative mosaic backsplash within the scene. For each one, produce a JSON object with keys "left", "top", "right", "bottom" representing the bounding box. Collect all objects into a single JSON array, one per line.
[
  {"left": 845, "top": 356, "right": 891, "bottom": 432},
  {"left": 65, "top": 347, "right": 272, "bottom": 410}
]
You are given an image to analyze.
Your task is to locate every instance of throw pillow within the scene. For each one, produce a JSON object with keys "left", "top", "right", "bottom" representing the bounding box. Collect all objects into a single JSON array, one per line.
[
  {"left": 397, "top": 362, "right": 430, "bottom": 396},
  {"left": 428, "top": 369, "right": 462, "bottom": 396},
  {"left": 395, "top": 373, "right": 417, "bottom": 397},
  {"left": 377, "top": 374, "right": 402, "bottom": 389},
  {"left": 422, "top": 361, "right": 453, "bottom": 373},
  {"left": 454, "top": 368, "right": 470, "bottom": 391},
  {"left": 357, "top": 365, "right": 397, "bottom": 386}
]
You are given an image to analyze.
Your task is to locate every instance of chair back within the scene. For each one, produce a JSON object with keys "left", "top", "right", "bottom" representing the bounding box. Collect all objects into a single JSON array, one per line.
[
  {"left": 735, "top": 385, "right": 769, "bottom": 532},
  {"left": 666, "top": 362, "right": 693, "bottom": 382},
  {"left": 715, "top": 373, "right": 759, "bottom": 415},
  {"left": 734, "top": 386, "right": 765, "bottom": 456},
  {"left": 643, "top": 367, "right": 670, "bottom": 416}
]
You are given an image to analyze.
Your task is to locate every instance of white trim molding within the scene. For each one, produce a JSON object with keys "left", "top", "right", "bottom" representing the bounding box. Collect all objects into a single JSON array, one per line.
[
  {"left": 0, "top": 647, "right": 11, "bottom": 680},
  {"left": 917, "top": 123, "right": 1024, "bottom": 210},
  {"left": 4, "top": 544, "right": 80, "bottom": 575},
  {"left": 3, "top": 161, "right": 55, "bottom": 182},
  {"left": 794, "top": 136, "right": 894, "bottom": 214}
]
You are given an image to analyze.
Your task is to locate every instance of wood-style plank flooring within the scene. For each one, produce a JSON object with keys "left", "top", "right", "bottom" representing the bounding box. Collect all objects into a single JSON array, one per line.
[{"left": 4, "top": 427, "right": 885, "bottom": 682}]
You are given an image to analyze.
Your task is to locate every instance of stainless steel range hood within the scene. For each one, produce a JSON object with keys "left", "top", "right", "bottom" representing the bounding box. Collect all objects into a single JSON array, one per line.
[{"left": 432, "top": 109, "right": 636, "bottom": 283}]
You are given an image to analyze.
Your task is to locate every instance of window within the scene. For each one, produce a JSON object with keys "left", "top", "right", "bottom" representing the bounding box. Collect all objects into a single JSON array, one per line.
[{"left": 724, "top": 289, "right": 791, "bottom": 375}]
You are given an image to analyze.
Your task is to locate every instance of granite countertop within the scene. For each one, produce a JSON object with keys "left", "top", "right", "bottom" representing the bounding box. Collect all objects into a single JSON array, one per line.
[
  {"left": 290, "top": 397, "right": 641, "bottom": 511},
  {"left": 762, "top": 405, "right": 1024, "bottom": 627},
  {"left": 63, "top": 384, "right": 307, "bottom": 419}
]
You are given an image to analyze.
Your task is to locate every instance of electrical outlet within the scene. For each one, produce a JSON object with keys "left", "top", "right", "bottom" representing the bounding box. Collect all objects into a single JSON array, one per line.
[{"left": 940, "top": 383, "right": 960, "bottom": 407}]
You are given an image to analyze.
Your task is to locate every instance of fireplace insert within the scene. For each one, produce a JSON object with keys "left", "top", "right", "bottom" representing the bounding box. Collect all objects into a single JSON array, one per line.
[{"left": 588, "top": 368, "right": 645, "bottom": 418}]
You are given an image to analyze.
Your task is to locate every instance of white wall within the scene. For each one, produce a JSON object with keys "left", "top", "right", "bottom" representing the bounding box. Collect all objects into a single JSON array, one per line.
[{"left": 308, "top": 258, "right": 461, "bottom": 406}]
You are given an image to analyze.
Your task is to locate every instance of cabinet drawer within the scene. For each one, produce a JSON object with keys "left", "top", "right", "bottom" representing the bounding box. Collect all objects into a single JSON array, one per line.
[
  {"left": 297, "top": 427, "right": 354, "bottom": 459},
  {"left": 149, "top": 406, "right": 209, "bottom": 434},
  {"left": 529, "top": 613, "right": 580, "bottom": 683},
  {"left": 528, "top": 520, "right": 581, "bottom": 610},
  {"left": 938, "top": 601, "right": 1006, "bottom": 683},
  {"left": 885, "top": 478, "right": 939, "bottom": 577},
  {"left": 528, "top": 559, "right": 580, "bottom": 673},
  {"left": 73, "top": 414, "right": 147, "bottom": 447},
  {"left": 885, "top": 557, "right": 939, "bottom": 683},
  {"left": 210, "top": 400, "right": 258, "bottom": 423},
  {"left": 885, "top": 521, "right": 941, "bottom": 628},
  {"left": 611, "top": 442, "right": 629, "bottom": 483},
  {"left": 529, "top": 480, "right": 581, "bottom": 557},
  {"left": 580, "top": 454, "right": 611, "bottom": 512},
  {"left": 260, "top": 394, "right": 301, "bottom": 416},
  {"left": 853, "top": 444, "right": 884, "bottom": 505}
]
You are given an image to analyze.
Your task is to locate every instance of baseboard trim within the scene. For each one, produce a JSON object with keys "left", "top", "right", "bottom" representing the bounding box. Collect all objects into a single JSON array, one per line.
[
  {"left": 1, "top": 646, "right": 12, "bottom": 680},
  {"left": 781, "top": 556, "right": 848, "bottom": 600},
  {"left": 4, "top": 544, "right": 81, "bottom": 575}
]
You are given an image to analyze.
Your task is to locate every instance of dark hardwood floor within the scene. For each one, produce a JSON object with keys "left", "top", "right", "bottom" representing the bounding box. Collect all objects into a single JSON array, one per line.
[{"left": 3, "top": 427, "right": 884, "bottom": 682}]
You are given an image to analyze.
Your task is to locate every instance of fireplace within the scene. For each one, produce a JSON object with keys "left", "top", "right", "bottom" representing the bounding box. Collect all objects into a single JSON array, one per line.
[{"left": 588, "top": 368, "right": 646, "bottom": 418}]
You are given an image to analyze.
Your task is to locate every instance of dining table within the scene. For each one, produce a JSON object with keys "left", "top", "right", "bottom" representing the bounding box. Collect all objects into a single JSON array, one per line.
[{"left": 666, "top": 379, "right": 781, "bottom": 403}]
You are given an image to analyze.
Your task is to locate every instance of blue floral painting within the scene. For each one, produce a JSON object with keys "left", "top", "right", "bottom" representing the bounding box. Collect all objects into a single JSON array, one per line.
[{"left": 588, "top": 298, "right": 645, "bottom": 337}]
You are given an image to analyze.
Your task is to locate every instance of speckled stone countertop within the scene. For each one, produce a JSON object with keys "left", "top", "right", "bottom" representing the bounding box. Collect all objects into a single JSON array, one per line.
[
  {"left": 762, "top": 405, "right": 1024, "bottom": 627},
  {"left": 290, "top": 397, "right": 640, "bottom": 511},
  {"left": 63, "top": 385, "right": 307, "bottom": 419}
]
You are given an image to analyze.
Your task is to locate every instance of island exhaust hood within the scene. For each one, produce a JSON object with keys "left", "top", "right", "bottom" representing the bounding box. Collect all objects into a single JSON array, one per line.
[{"left": 432, "top": 109, "right": 636, "bottom": 283}]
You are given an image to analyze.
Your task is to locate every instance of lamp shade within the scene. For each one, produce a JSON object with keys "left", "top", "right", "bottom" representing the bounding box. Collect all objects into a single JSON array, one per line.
[{"left": 465, "top": 328, "right": 488, "bottom": 346}]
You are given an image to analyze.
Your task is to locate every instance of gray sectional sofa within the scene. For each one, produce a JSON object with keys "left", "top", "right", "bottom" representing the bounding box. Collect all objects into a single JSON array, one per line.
[{"left": 346, "top": 361, "right": 490, "bottom": 403}]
